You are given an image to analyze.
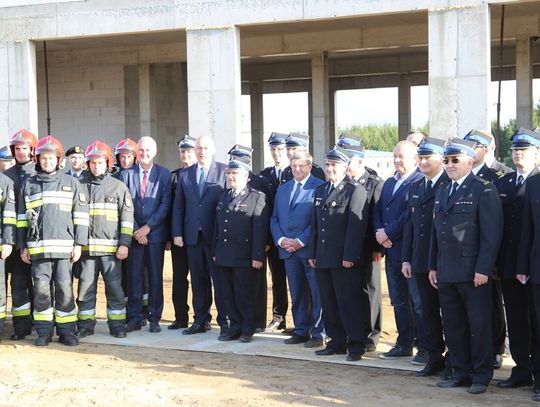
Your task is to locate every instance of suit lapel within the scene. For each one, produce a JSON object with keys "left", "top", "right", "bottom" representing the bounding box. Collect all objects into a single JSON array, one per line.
[
  {"left": 133, "top": 164, "right": 142, "bottom": 202},
  {"left": 387, "top": 172, "right": 417, "bottom": 205},
  {"left": 189, "top": 165, "right": 199, "bottom": 198},
  {"left": 201, "top": 161, "right": 218, "bottom": 197}
]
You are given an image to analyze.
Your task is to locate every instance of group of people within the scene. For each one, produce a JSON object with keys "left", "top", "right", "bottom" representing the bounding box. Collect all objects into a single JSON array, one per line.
[{"left": 3, "top": 124, "right": 540, "bottom": 399}]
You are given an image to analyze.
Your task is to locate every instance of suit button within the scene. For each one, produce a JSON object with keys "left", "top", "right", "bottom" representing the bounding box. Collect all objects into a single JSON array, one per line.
[
  {"left": 199, "top": 204, "right": 202, "bottom": 208},
  {"left": 420, "top": 234, "right": 423, "bottom": 237},
  {"left": 386, "top": 208, "right": 389, "bottom": 211},
  {"left": 384, "top": 222, "right": 388, "bottom": 226},
  {"left": 322, "top": 239, "right": 325, "bottom": 243},
  {"left": 322, "top": 218, "right": 325, "bottom": 221},
  {"left": 224, "top": 238, "right": 227, "bottom": 242},
  {"left": 442, "top": 232, "right": 445, "bottom": 235},
  {"left": 226, "top": 210, "right": 229, "bottom": 213},
  {"left": 442, "top": 222, "right": 446, "bottom": 225},
  {"left": 420, "top": 224, "right": 424, "bottom": 227},
  {"left": 224, "top": 229, "right": 227, "bottom": 232},
  {"left": 322, "top": 228, "right": 325, "bottom": 232},
  {"left": 224, "top": 219, "right": 228, "bottom": 223},
  {"left": 245, "top": 239, "right": 249, "bottom": 242}
]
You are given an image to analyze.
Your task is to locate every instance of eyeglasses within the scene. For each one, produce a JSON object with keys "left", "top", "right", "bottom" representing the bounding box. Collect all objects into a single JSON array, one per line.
[{"left": 442, "top": 157, "right": 461, "bottom": 165}]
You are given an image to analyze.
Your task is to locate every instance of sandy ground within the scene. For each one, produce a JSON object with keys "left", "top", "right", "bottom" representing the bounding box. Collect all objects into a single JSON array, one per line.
[{"left": 0, "top": 254, "right": 533, "bottom": 406}]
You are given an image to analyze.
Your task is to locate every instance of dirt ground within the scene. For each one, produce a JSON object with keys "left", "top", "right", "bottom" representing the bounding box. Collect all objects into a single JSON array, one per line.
[{"left": 0, "top": 254, "right": 533, "bottom": 406}]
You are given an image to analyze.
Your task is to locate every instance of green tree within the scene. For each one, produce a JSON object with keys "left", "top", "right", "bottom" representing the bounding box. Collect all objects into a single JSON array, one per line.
[
  {"left": 337, "top": 123, "right": 398, "bottom": 151},
  {"left": 533, "top": 97, "right": 540, "bottom": 129}
]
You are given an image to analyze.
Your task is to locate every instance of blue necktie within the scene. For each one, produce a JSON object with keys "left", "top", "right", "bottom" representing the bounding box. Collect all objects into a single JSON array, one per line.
[
  {"left": 290, "top": 182, "right": 302, "bottom": 208},
  {"left": 198, "top": 167, "right": 206, "bottom": 197}
]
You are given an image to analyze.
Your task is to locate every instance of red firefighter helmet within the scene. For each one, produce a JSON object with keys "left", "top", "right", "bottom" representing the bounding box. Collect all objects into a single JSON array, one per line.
[
  {"left": 9, "top": 129, "right": 38, "bottom": 156},
  {"left": 85, "top": 140, "right": 113, "bottom": 170},
  {"left": 114, "top": 137, "right": 137, "bottom": 157},
  {"left": 34, "top": 135, "right": 64, "bottom": 162}
]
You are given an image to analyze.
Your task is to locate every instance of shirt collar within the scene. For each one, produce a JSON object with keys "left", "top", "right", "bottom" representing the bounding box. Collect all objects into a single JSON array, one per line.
[
  {"left": 294, "top": 173, "right": 311, "bottom": 187},
  {"left": 471, "top": 163, "right": 483, "bottom": 176},
  {"left": 333, "top": 176, "right": 346, "bottom": 189},
  {"left": 453, "top": 172, "right": 470, "bottom": 187},
  {"left": 426, "top": 170, "right": 444, "bottom": 185},
  {"left": 139, "top": 164, "right": 153, "bottom": 177},
  {"left": 516, "top": 168, "right": 534, "bottom": 182}
]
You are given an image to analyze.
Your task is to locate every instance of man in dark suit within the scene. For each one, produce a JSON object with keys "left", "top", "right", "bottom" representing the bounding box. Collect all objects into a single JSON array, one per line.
[
  {"left": 373, "top": 140, "right": 425, "bottom": 361},
  {"left": 168, "top": 135, "right": 197, "bottom": 330},
  {"left": 430, "top": 138, "right": 503, "bottom": 395},
  {"left": 118, "top": 136, "right": 171, "bottom": 333},
  {"left": 259, "top": 132, "right": 290, "bottom": 332},
  {"left": 498, "top": 128, "right": 540, "bottom": 392},
  {"left": 280, "top": 133, "right": 325, "bottom": 184},
  {"left": 338, "top": 136, "right": 383, "bottom": 353},
  {"left": 309, "top": 146, "right": 369, "bottom": 362},
  {"left": 172, "top": 136, "right": 227, "bottom": 335},
  {"left": 402, "top": 138, "right": 449, "bottom": 376},
  {"left": 214, "top": 159, "right": 269, "bottom": 342},
  {"left": 464, "top": 129, "right": 507, "bottom": 369},
  {"left": 271, "top": 150, "right": 325, "bottom": 348}
]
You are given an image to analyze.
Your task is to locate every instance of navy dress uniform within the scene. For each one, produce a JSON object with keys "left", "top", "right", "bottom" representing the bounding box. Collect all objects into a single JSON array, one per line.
[
  {"left": 4, "top": 129, "right": 37, "bottom": 340},
  {"left": 169, "top": 135, "right": 197, "bottom": 329},
  {"left": 309, "top": 147, "right": 370, "bottom": 361},
  {"left": 464, "top": 129, "right": 507, "bottom": 367},
  {"left": 259, "top": 132, "right": 289, "bottom": 330},
  {"left": 18, "top": 136, "right": 90, "bottom": 346},
  {"left": 429, "top": 138, "right": 503, "bottom": 392},
  {"left": 0, "top": 172, "right": 17, "bottom": 338},
  {"left": 280, "top": 133, "right": 325, "bottom": 184},
  {"left": 338, "top": 139, "right": 384, "bottom": 350},
  {"left": 497, "top": 128, "right": 540, "bottom": 389},
  {"left": 64, "top": 145, "right": 85, "bottom": 179},
  {"left": 76, "top": 141, "right": 134, "bottom": 338},
  {"left": 402, "top": 138, "right": 449, "bottom": 375},
  {"left": 213, "top": 160, "right": 269, "bottom": 342},
  {"left": 228, "top": 144, "right": 272, "bottom": 332}
]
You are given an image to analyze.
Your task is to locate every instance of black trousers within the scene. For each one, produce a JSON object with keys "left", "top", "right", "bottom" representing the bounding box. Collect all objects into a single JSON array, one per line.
[
  {"left": 171, "top": 244, "right": 190, "bottom": 325},
  {"left": 363, "top": 260, "right": 382, "bottom": 346},
  {"left": 7, "top": 251, "right": 33, "bottom": 334},
  {"left": 316, "top": 266, "right": 366, "bottom": 354},
  {"left": 219, "top": 266, "right": 258, "bottom": 336},
  {"left": 438, "top": 281, "right": 493, "bottom": 385},
  {"left": 267, "top": 245, "right": 288, "bottom": 318},
  {"left": 253, "top": 260, "right": 267, "bottom": 329},
  {"left": 416, "top": 273, "right": 445, "bottom": 362},
  {"left": 492, "top": 279, "right": 506, "bottom": 355},
  {"left": 501, "top": 279, "right": 535, "bottom": 380}
]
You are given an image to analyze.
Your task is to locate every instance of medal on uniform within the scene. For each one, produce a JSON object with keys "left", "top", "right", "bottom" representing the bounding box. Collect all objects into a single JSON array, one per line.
[{"left": 331, "top": 201, "right": 336, "bottom": 207}]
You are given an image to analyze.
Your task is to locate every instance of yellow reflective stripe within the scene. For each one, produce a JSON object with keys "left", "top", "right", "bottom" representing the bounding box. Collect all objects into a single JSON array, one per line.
[
  {"left": 12, "top": 308, "right": 31, "bottom": 317},
  {"left": 4, "top": 218, "right": 16, "bottom": 225},
  {"left": 55, "top": 314, "right": 78, "bottom": 324},
  {"left": 107, "top": 308, "right": 126, "bottom": 321},
  {"left": 0, "top": 312, "right": 6, "bottom": 319},
  {"left": 26, "top": 199, "right": 43, "bottom": 209},
  {"left": 120, "top": 227, "right": 133, "bottom": 236},
  {"left": 89, "top": 208, "right": 118, "bottom": 216},
  {"left": 28, "top": 246, "right": 74, "bottom": 255},
  {"left": 108, "top": 313, "right": 126, "bottom": 321},
  {"left": 82, "top": 245, "right": 117, "bottom": 253},
  {"left": 78, "top": 314, "right": 96, "bottom": 321},
  {"left": 17, "top": 220, "right": 28, "bottom": 228},
  {"left": 73, "top": 218, "right": 89, "bottom": 226},
  {"left": 34, "top": 308, "right": 54, "bottom": 321}
]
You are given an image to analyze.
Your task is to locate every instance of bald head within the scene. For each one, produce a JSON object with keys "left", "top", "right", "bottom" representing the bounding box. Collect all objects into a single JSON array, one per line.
[
  {"left": 195, "top": 136, "right": 216, "bottom": 166},
  {"left": 393, "top": 140, "right": 418, "bottom": 175},
  {"left": 137, "top": 136, "right": 157, "bottom": 169}
]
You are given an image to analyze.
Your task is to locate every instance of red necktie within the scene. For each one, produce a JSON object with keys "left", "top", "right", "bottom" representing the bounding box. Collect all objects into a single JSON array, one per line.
[{"left": 141, "top": 170, "right": 148, "bottom": 198}]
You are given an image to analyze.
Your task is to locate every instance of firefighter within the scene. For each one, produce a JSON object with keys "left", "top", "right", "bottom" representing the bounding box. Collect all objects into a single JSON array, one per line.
[
  {"left": 76, "top": 141, "right": 134, "bottom": 339},
  {"left": 0, "top": 171, "right": 17, "bottom": 340},
  {"left": 4, "top": 129, "right": 37, "bottom": 340},
  {"left": 18, "top": 135, "right": 89, "bottom": 346}
]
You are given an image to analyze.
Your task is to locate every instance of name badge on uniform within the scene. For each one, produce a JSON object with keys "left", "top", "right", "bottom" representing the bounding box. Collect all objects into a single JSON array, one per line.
[
  {"left": 315, "top": 197, "right": 322, "bottom": 206},
  {"left": 331, "top": 201, "right": 336, "bottom": 207},
  {"left": 499, "top": 193, "right": 507, "bottom": 197},
  {"left": 412, "top": 195, "right": 419, "bottom": 198}
]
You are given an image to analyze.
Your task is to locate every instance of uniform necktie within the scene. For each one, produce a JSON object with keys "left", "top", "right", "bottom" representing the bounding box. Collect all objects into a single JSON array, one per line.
[
  {"left": 516, "top": 175, "right": 524, "bottom": 190},
  {"left": 276, "top": 168, "right": 281, "bottom": 180},
  {"left": 141, "top": 170, "right": 148, "bottom": 198},
  {"left": 425, "top": 179, "right": 432, "bottom": 194},
  {"left": 198, "top": 167, "right": 206, "bottom": 197},
  {"left": 290, "top": 182, "right": 302, "bottom": 208},
  {"left": 448, "top": 181, "right": 458, "bottom": 202}
]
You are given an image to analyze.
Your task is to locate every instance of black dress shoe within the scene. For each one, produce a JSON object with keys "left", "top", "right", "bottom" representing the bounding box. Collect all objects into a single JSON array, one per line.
[
  {"left": 59, "top": 333, "right": 79, "bottom": 346},
  {"left": 183, "top": 323, "right": 207, "bottom": 335},
  {"left": 125, "top": 320, "right": 142, "bottom": 332},
  {"left": 304, "top": 338, "right": 324, "bottom": 348},
  {"left": 467, "top": 383, "right": 487, "bottom": 394},
  {"left": 149, "top": 322, "right": 161, "bottom": 333},
  {"left": 416, "top": 359, "right": 446, "bottom": 377},
  {"left": 366, "top": 343, "right": 377, "bottom": 352},
  {"left": 497, "top": 376, "right": 533, "bottom": 389},
  {"left": 34, "top": 335, "right": 52, "bottom": 346},
  {"left": 315, "top": 346, "right": 347, "bottom": 356},
  {"left": 346, "top": 353, "right": 363, "bottom": 362},
  {"left": 437, "top": 377, "right": 471, "bottom": 388},
  {"left": 168, "top": 320, "right": 188, "bottom": 330},
  {"left": 284, "top": 334, "right": 309, "bottom": 345},
  {"left": 239, "top": 334, "right": 253, "bottom": 343},
  {"left": 218, "top": 332, "right": 240, "bottom": 341}
]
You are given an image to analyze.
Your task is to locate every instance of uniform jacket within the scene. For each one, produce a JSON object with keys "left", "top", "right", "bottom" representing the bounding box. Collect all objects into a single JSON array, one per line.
[
  {"left": 248, "top": 171, "right": 273, "bottom": 205},
  {"left": 213, "top": 186, "right": 269, "bottom": 268},
  {"left": 17, "top": 171, "right": 89, "bottom": 259},
  {"left": 475, "top": 163, "right": 500, "bottom": 184},
  {"left": 309, "top": 178, "right": 369, "bottom": 269},
  {"left": 429, "top": 172, "right": 503, "bottom": 283},
  {"left": 373, "top": 170, "right": 423, "bottom": 261},
  {"left": 270, "top": 175, "right": 324, "bottom": 259},
  {"left": 517, "top": 172, "right": 540, "bottom": 283},
  {"left": 0, "top": 173, "right": 17, "bottom": 246},
  {"left": 402, "top": 172, "right": 449, "bottom": 274},
  {"left": 172, "top": 160, "right": 226, "bottom": 245},
  {"left": 259, "top": 166, "right": 282, "bottom": 199},
  {"left": 78, "top": 172, "right": 134, "bottom": 256},
  {"left": 280, "top": 164, "right": 325, "bottom": 186},
  {"left": 4, "top": 161, "right": 36, "bottom": 230}
]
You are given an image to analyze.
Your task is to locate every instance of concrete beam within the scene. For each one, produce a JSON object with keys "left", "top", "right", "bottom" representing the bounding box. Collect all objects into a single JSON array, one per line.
[
  {"left": 0, "top": 40, "right": 38, "bottom": 143},
  {"left": 516, "top": 37, "right": 533, "bottom": 128},
  {"left": 138, "top": 63, "right": 158, "bottom": 138},
  {"left": 249, "top": 82, "right": 265, "bottom": 171},
  {"left": 311, "top": 52, "right": 331, "bottom": 163},
  {"left": 186, "top": 26, "right": 243, "bottom": 162},
  {"left": 429, "top": 4, "right": 491, "bottom": 140}
]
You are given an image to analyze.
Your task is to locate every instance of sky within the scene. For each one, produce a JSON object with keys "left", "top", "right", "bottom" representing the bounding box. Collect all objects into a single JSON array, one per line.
[{"left": 241, "top": 79, "right": 540, "bottom": 137}]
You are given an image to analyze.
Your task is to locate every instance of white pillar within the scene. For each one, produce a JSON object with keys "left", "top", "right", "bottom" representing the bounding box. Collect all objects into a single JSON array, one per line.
[
  {"left": 398, "top": 74, "right": 411, "bottom": 139},
  {"left": 428, "top": 4, "right": 491, "bottom": 140},
  {"left": 250, "top": 81, "right": 264, "bottom": 171},
  {"left": 138, "top": 64, "right": 157, "bottom": 139},
  {"left": 186, "top": 26, "right": 242, "bottom": 162},
  {"left": 516, "top": 37, "right": 533, "bottom": 129},
  {"left": 311, "top": 52, "right": 330, "bottom": 164},
  {"left": 0, "top": 40, "right": 38, "bottom": 143}
]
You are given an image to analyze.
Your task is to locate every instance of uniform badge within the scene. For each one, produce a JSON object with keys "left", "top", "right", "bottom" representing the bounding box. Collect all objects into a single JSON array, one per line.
[
  {"left": 106, "top": 196, "right": 116, "bottom": 203},
  {"left": 315, "top": 198, "right": 322, "bottom": 206},
  {"left": 331, "top": 201, "right": 336, "bottom": 207},
  {"left": 411, "top": 207, "right": 415, "bottom": 213},
  {"left": 62, "top": 186, "right": 72, "bottom": 192},
  {"left": 412, "top": 195, "right": 419, "bottom": 198},
  {"left": 79, "top": 193, "right": 88, "bottom": 203}
]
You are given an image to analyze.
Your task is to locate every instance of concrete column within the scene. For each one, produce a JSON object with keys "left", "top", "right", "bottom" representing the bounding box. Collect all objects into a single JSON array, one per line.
[
  {"left": 186, "top": 26, "right": 242, "bottom": 162},
  {"left": 428, "top": 4, "right": 491, "bottom": 140},
  {"left": 250, "top": 82, "right": 264, "bottom": 171},
  {"left": 0, "top": 40, "right": 38, "bottom": 142},
  {"left": 398, "top": 74, "right": 411, "bottom": 139},
  {"left": 308, "top": 91, "right": 313, "bottom": 153},
  {"left": 311, "top": 52, "right": 331, "bottom": 164},
  {"left": 516, "top": 37, "right": 533, "bottom": 129},
  {"left": 329, "top": 87, "right": 336, "bottom": 145},
  {"left": 138, "top": 64, "right": 157, "bottom": 139}
]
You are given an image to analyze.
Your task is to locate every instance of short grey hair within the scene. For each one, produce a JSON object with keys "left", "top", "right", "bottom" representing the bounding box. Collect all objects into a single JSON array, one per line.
[{"left": 290, "top": 151, "right": 313, "bottom": 165}]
